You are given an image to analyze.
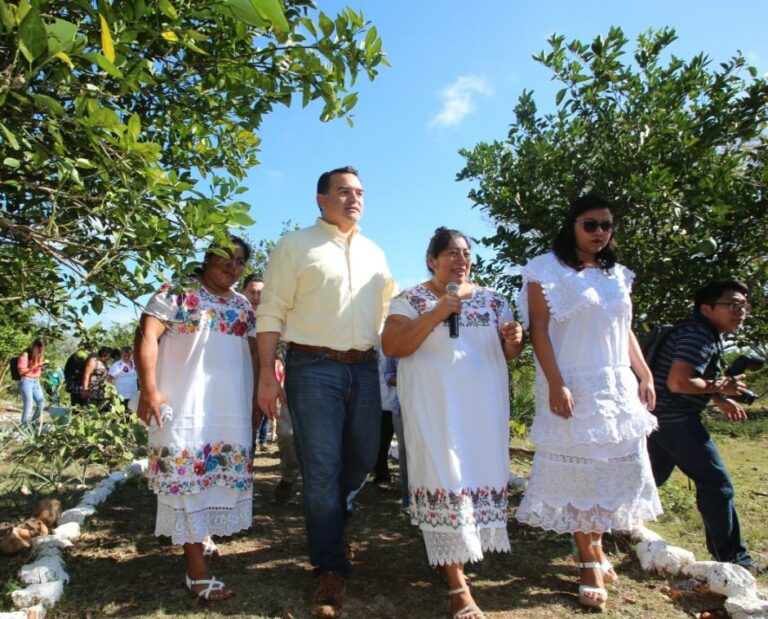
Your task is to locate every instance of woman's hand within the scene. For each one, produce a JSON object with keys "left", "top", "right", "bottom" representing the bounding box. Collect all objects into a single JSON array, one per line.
[
  {"left": 138, "top": 389, "right": 168, "bottom": 427},
  {"left": 500, "top": 321, "right": 523, "bottom": 357},
  {"left": 549, "top": 383, "right": 574, "bottom": 418},
  {"left": 638, "top": 378, "right": 656, "bottom": 411},
  {"left": 429, "top": 292, "right": 462, "bottom": 323}
]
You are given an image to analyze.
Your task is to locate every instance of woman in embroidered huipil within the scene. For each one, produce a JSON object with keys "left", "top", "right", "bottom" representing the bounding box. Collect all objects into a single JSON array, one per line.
[
  {"left": 516, "top": 195, "right": 661, "bottom": 611},
  {"left": 135, "top": 236, "right": 257, "bottom": 602},
  {"left": 382, "top": 227, "right": 523, "bottom": 619}
]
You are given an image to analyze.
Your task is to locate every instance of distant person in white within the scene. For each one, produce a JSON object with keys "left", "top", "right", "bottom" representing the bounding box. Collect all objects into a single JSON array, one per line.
[{"left": 107, "top": 346, "right": 139, "bottom": 406}]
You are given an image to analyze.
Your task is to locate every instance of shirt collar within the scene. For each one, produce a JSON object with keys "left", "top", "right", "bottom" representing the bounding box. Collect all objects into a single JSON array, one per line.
[{"left": 315, "top": 217, "right": 360, "bottom": 241}]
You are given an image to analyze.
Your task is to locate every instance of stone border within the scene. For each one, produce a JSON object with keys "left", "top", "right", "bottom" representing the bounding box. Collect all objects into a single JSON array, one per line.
[{"left": 0, "top": 459, "right": 148, "bottom": 619}]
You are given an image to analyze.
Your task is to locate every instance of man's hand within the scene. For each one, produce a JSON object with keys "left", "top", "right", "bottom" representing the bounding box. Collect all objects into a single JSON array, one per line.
[
  {"left": 714, "top": 397, "right": 747, "bottom": 422},
  {"left": 257, "top": 373, "right": 285, "bottom": 420}
]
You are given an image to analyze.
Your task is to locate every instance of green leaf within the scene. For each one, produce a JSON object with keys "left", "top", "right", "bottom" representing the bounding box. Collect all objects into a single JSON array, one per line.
[
  {"left": 81, "top": 52, "right": 124, "bottom": 78},
  {"left": 228, "top": 211, "right": 255, "bottom": 227},
  {"left": 216, "top": 0, "right": 267, "bottom": 27},
  {"left": 3, "top": 157, "right": 21, "bottom": 168},
  {"left": 99, "top": 14, "right": 115, "bottom": 63},
  {"left": 127, "top": 113, "right": 141, "bottom": 141},
  {"left": 45, "top": 17, "right": 78, "bottom": 54},
  {"left": 18, "top": 6, "right": 47, "bottom": 63},
  {"left": 158, "top": 0, "right": 178, "bottom": 20},
  {"left": 0, "top": 121, "right": 20, "bottom": 149},
  {"left": 33, "top": 93, "right": 65, "bottom": 115},
  {"left": 318, "top": 12, "right": 333, "bottom": 37},
  {"left": 251, "top": 0, "right": 289, "bottom": 32},
  {"left": 0, "top": 2, "right": 15, "bottom": 31}
]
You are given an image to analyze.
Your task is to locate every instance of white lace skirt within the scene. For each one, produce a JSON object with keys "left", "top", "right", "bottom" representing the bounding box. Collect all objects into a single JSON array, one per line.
[
  {"left": 155, "top": 485, "right": 252, "bottom": 545},
  {"left": 422, "top": 525, "right": 510, "bottom": 567},
  {"left": 515, "top": 437, "right": 662, "bottom": 534}
]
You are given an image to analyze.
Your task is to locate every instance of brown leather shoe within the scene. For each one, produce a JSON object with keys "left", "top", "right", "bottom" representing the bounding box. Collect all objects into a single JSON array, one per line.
[{"left": 310, "top": 572, "right": 346, "bottom": 618}]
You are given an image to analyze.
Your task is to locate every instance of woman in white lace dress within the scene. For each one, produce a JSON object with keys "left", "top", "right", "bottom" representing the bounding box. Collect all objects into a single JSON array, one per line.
[
  {"left": 382, "top": 227, "right": 523, "bottom": 619},
  {"left": 135, "top": 236, "right": 258, "bottom": 602},
  {"left": 516, "top": 195, "right": 662, "bottom": 610}
]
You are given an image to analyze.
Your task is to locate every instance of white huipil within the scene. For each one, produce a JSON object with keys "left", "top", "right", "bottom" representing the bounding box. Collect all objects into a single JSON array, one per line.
[{"left": 516, "top": 253, "right": 662, "bottom": 533}]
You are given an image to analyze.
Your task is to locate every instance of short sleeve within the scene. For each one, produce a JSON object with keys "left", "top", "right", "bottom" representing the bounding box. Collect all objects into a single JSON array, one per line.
[
  {"left": 145, "top": 283, "right": 183, "bottom": 322},
  {"left": 616, "top": 264, "right": 635, "bottom": 293},
  {"left": 388, "top": 289, "right": 421, "bottom": 320},
  {"left": 517, "top": 253, "right": 559, "bottom": 329},
  {"left": 17, "top": 352, "right": 29, "bottom": 372},
  {"left": 669, "top": 325, "right": 718, "bottom": 375},
  {"left": 232, "top": 293, "right": 257, "bottom": 338},
  {"left": 107, "top": 361, "right": 121, "bottom": 378}
]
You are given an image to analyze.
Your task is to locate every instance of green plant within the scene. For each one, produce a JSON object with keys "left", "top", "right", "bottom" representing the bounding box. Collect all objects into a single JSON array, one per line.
[{"left": 510, "top": 351, "right": 536, "bottom": 436}]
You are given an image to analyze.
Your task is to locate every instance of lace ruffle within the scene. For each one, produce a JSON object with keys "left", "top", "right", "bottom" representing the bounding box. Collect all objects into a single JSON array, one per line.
[
  {"left": 515, "top": 448, "right": 662, "bottom": 534},
  {"left": 518, "top": 253, "right": 634, "bottom": 328},
  {"left": 155, "top": 495, "right": 252, "bottom": 545},
  {"left": 530, "top": 366, "right": 658, "bottom": 451},
  {"left": 422, "top": 526, "right": 510, "bottom": 567}
]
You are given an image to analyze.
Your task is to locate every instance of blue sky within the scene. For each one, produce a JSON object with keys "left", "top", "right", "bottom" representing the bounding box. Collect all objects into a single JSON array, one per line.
[{"left": 96, "top": 0, "right": 768, "bottom": 326}]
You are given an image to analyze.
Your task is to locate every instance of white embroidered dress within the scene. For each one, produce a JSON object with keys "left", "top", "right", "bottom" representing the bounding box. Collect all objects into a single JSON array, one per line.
[
  {"left": 145, "top": 281, "right": 255, "bottom": 544},
  {"left": 515, "top": 253, "right": 662, "bottom": 533},
  {"left": 390, "top": 285, "right": 512, "bottom": 566}
]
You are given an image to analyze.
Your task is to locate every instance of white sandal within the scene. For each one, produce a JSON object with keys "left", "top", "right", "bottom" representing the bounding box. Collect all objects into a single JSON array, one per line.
[
  {"left": 572, "top": 538, "right": 618, "bottom": 583},
  {"left": 575, "top": 561, "right": 607, "bottom": 611},
  {"left": 202, "top": 537, "right": 220, "bottom": 563},
  {"left": 448, "top": 586, "right": 485, "bottom": 619},
  {"left": 185, "top": 574, "right": 233, "bottom": 601}
]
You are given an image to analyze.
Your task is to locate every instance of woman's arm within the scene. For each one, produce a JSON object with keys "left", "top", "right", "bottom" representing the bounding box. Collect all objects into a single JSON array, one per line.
[
  {"left": 81, "top": 357, "right": 96, "bottom": 398},
  {"left": 628, "top": 330, "right": 656, "bottom": 411},
  {"left": 134, "top": 314, "right": 168, "bottom": 426},
  {"left": 381, "top": 293, "right": 460, "bottom": 358},
  {"left": 528, "top": 282, "right": 573, "bottom": 418}
]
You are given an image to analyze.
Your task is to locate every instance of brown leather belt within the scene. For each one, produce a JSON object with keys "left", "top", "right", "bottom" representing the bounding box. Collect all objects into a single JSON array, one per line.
[{"left": 288, "top": 343, "right": 377, "bottom": 364}]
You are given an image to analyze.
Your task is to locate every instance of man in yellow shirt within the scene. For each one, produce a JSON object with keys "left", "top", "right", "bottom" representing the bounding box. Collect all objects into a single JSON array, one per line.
[{"left": 256, "top": 166, "right": 395, "bottom": 618}]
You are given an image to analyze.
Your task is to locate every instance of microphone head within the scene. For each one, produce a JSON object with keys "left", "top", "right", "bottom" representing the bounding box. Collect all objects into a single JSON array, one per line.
[{"left": 446, "top": 282, "right": 460, "bottom": 295}]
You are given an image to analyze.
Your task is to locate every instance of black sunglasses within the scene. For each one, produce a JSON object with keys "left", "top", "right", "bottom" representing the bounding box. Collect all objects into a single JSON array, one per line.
[{"left": 576, "top": 218, "right": 614, "bottom": 233}]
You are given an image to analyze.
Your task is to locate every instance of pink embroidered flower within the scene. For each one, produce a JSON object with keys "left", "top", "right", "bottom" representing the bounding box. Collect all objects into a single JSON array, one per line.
[
  {"left": 184, "top": 293, "right": 200, "bottom": 309},
  {"left": 218, "top": 321, "right": 228, "bottom": 333},
  {"left": 169, "top": 484, "right": 180, "bottom": 494},
  {"left": 232, "top": 321, "right": 247, "bottom": 337},
  {"left": 193, "top": 461, "right": 205, "bottom": 475},
  {"left": 177, "top": 466, "right": 187, "bottom": 476}
]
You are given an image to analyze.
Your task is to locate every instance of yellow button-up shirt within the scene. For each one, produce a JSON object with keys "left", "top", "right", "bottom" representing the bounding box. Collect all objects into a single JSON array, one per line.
[{"left": 256, "top": 218, "right": 396, "bottom": 350}]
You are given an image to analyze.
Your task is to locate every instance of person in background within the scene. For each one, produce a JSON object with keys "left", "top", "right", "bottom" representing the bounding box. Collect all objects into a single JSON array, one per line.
[
  {"left": 272, "top": 353, "right": 301, "bottom": 504},
  {"left": 43, "top": 361, "right": 65, "bottom": 406},
  {"left": 107, "top": 346, "right": 139, "bottom": 409},
  {"left": 82, "top": 347, "right": 113, "bottom": 408},
  {"left": 17, "top": 338, "right": 47, "bottom": 429},
  {"left": 648, "top": 280, "right": 759, "bottom": 573},
  {"left": 135, "top": 235, "right": 257, "bottom": 601},
  {"left": 372, "top": 349, "right": 396, "bottom": 490},
  {"left": 256, "top": 166, "right": 395, "bottom": 618},
  {"left": 382, "top": 226, "right": 524, "bottom": 619},
  {"left": 382, "top": 353, "right": 409, "bottom": 510},
  {"left": 64, "top": 349, "right": 89, "bottom": 407},
  {"left": 516, "top": 195, "right": 661, "bottom": 611}
]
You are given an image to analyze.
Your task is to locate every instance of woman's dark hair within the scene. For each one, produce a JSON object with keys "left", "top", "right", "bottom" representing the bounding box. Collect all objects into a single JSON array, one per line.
[
  {"left": 552, "top": 195, "right": 618, "bottom": 271},
  {"left": 198, "top": 235, "right": 252, "bottom": 275},
  {"left": 97, "top": 346, "right": 113, "bottom": 358},
  {"left": 425, "top": 227, "right": 471, "bottom": 274}
]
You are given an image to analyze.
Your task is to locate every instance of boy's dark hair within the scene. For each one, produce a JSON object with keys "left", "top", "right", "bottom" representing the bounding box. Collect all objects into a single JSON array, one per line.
[
  {"left": 552, "top": 194, "right": 618, "bottom": 271},
  {"left": 316, "top": 166, "right": 359, "bottom": 194},
  {"left": 693, "top": 280, "right": 749, "bottom": 312},
  {"left": 242, "top": 273, "right": 263, "bottom": 288},
  {"left": 425, "top": 227, "right": 471, "bottom": 274}
]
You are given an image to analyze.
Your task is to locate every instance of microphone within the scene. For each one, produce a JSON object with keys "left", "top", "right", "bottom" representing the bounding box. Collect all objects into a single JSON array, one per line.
[{"left": 446, "top": 282, "right": 460, "bottom": 339}]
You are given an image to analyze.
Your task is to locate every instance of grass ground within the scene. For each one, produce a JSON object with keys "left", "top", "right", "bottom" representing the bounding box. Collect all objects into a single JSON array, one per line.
[{"left": 0, "top": 401, "right": 765, "bottom": 618}]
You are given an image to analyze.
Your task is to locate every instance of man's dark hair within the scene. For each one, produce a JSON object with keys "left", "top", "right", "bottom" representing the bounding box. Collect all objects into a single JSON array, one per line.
[
  {"left": 425, "top": 227, "right": 471, "bottom": 274},
  {"left": 693, "top": 280, "right": 749, "bottom": 313},
  {"left": 316, "top": 166, "right": 359, "bottom": 194},
  {"left": 242, "top": 273, "right": 263, "bottom": 288},
  {"left": 120, "top": 346, "right": 133, "bottom": 354},
  {"left": 552, "top": 194, "right": 618, "bottom": 271}
]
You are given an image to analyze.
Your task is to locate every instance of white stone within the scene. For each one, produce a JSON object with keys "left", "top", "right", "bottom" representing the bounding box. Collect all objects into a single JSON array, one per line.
[
  {"left": 0, "top": 611, "right": 29, "bottom": 618},
  {"left": 635, "top": 539, "right": 668, "bottom": 572},
  {"left": 58, "top": 505, "right": 93, "bottom": 526},
  {"left": 108, "top": 470, "right": 127, "bottom": 483},
  {"left": 124, "top": 459, "right": 148, "bottom": 476},
  {"left": 52, "top": 522, "right": 80, "bottom": 541},
  {"left": 20, "top": 554, "right": 69, "bottom": 585},
  {"left": 80, "top": 486, "right": 111, "bottom": 506},
  {"left": 682, "top": 560, "right": 721, "bottom": 581},
  {"left": 707, "top": 562, "right": 757, "bottom": 598},
  {"left": 650, "top": 545, "right": 696, "bottom": 576},
  {"left": 724, "top": 594, "right": 768, "bottom": 619},
  {"left": 0, "top": 605, "right": 47, "bottom": 619},
  {"left": 30, "top": 536, "right": 72, "bottom": 552},
  {"left": 11, "top": 581, "right": 64, "bottom": 609},
  {"left": 629, "top": 525, "right": 664, "bottom": 543}
]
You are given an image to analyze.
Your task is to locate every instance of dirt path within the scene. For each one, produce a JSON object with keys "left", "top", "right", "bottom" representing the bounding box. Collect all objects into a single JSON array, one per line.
[{"left": 32, "top": 448, "right": 727, "bottom": 619}]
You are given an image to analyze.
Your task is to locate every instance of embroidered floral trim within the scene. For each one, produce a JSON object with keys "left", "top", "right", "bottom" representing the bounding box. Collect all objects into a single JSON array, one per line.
[
  {"left": 398, "top": 285, "right": 508, "bottom": 328},
  {"left": 156, "top": 282, "right": 255, "bottom": 337},
  {"left": 409, "top": 485, "right": 508, "bottom": 529},
  {"left": 148, "top": 441, "right": 253, "bottom": 495}
]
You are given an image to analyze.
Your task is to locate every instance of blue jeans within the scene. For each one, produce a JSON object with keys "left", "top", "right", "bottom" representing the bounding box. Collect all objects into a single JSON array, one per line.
[
  {"left": 648, "top": 415, "right": 751, "bottom": 565},
  {"left": 257, "top": 416, "right": 271, "bottom": 445},
  {"left": 19, "top": 378, "right": 45, "bottom": 429},
  {"left": 285, "top": 349, "right": 381, "bottom": 575}
]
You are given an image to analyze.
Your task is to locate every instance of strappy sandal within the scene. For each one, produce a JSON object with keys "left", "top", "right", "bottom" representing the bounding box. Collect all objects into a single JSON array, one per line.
[
  {"left": 202, "top": 537, "right": 220, "bottom": 564},
  {"left": 571, "top": 538, "right": 618, "bottom": 584},
  {"left": 185, "top": 574, "right": 233, "bottom": 602},
  {"left": 448, "top": 586, "right": 485, "bottom": 619},
  {"left": 575, "top": 561, "right": 607, "bottom": 611},
  {"left": 436, "top": 565, "right": 471, "bottom": 588}
]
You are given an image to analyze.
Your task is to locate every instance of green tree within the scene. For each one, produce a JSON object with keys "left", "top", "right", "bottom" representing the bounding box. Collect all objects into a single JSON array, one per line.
[
  {"left": 459, "top": 27, "right": 768, "bottom": 342},
  {"left": 0, "top": 0, "right": 387, "bottom": 321}
]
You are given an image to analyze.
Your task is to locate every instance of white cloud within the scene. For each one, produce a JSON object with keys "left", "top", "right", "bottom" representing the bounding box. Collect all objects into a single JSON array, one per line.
[{"left": 428, "top": 75, "right": 493, "bottom": 129}]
